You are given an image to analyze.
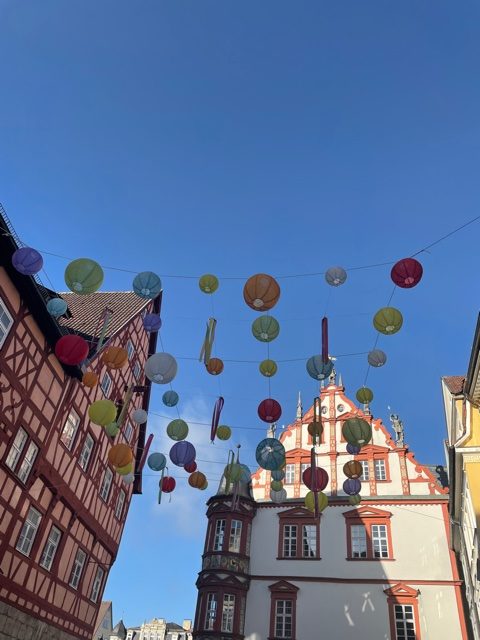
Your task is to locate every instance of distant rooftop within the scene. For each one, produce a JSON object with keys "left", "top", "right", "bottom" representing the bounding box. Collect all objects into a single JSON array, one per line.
[{"left": 443, "top": 375, "right": 465, "bottom": 395}]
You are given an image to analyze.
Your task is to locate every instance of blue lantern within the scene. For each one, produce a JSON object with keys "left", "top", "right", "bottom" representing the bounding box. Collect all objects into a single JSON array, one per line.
[
  {"left": 239, "top": 464, "right": 251, "bottom": 483},
  {"left": 133, "top": 271, "right": 162, "bottom": 299},
  {"left": 343, "top": 478, "right": 361, "bottom": 495},
  {"left": 143, "top": 313, "right": 162, "bottom": 332},
  {"left": 346, "top": 443, "right": 361, "bottom": 455},
  {"left": 169, "top": 441, "right": 196, "bottom": 467},
  {"left": 306, "top": 356, "right": 334, "bottom": 381},
  {"left": 255, "top": 438, "right": 286, "bottom": 471},
  {"left": 271, "top": 469, "right": 285, "bottom": 481},
  {"left": 162, "top": 390, "right": 179, "bottom": 407},
  {"left": 147, "top": 452, "right": 167, "bottom": 471},
  {"left": 12, "top": 247, "right": 43, "bottom": 276},
  {"left": 46, "top": 297, "right": 68, "bottom": 317}
]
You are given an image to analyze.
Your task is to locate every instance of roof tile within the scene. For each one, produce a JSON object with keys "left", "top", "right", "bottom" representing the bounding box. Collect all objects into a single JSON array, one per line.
[{"left": 443, "top": 375, "right": 465, "bottom": 395}]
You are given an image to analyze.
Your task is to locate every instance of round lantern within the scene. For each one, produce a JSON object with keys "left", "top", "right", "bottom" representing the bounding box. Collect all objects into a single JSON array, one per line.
[
  {"left": 224, "top": 462, "right": 243, "bottom": 483},
  {"left": 122, "top": 472, "right": 135, "bottom": 485},
  {"left": 55, "top": 334, "right": 89, "bottom": 365},
  {"left": 343, "top": 460, "right": 363, "bottom": 479},
  {"left": 243, "top": 274, "right": 280, "bottom": 311},
  {"left": 270, "top": 488, "right": 287, "bottom": 503},
  {"left": 257, "top": 398, "right": 282, "bottom": 423},
  {"left": 199, "top": 274, "right": 219, "bottom": 294},
  {"left": 346, "top": 443, "right": 361, "bottom": 455},
  {"left": 143, "top": 313, "right": 162, "bottom": 332},
  {"left": 270, "top": 480, "right": 283, "bottom": 492},
  {"left": 255, "top": 438, "right": 286, "bottom": 471},
  {"left": 88, "top": 399, "right": 117, "bottom": 426},
  {"left": 342, "top": 418, "right": 372, "bottom": 447},
  {"left": 239, "top": 464, "right": 252, "bottom": 483},
  {"left": 391, "top": 257, "right": 423, "bottom": 289},
  {"left": 166, "top": 419, "right": 189, "bottom": 441},
  {"left": 189, "top": 471, "right": 207, "bottom": 489},
  {"left": 147, "top": 452, "right": 167, "bottom": 471},
  {"left": 161, "top": 476, "right": 176, "bottom": 493},
  {"left": 325, "top": 266, "right": 347, "bottom": 287},
  {"left": 105, "top": 422, "right": 119, "bottom": 437},
  {"left": 206, "top": 358, "right": 224, "bottom": 376},
  {"left": 302, "top": 466, "right": 329, "bottom": 491},
  {"left": 216, "top": 425, "right": 231, "bottom": 441},
  {"left": 259, "top": 359, "right": 278, "bottom": 377},
  {"left": 251, "top": 316, "right": 280, "bottom": 342},
  {"left": 184, "top": 460, "right": 197, "bottom": 473},
  {"left": 356, "top": 387, "right": 373, "bottom": 404},
  {"left": 102, "top": 346, "right": 128, "bottom": 370},
  {"left": 306, "top": 356, "right": 334, "bottom": 381},
  {"left": 46, "top": 297, "right": 68, "bottom": 317},
  {"left": 132, "top": 408, "right": 148, "bottom": 424},
  {"left": 271, "top": 469, "right": 285, "bottom": 481},
  {"left": 145, "top": 353, "right": 177, "bottom": 384},
  {"left": 305, "top": 491, "right": 328, "bottom": 513},
  {"left": 169, "top": 441, "right": 196, "bottom": 467},
  {"left": 108, "top": 444, "right": 133, "bottom": 468},
  {"left": 349, "top": 494, "right": 362, "bottom": 506},
  {"left": 133, "top": 271, "right": 162, "bottom": 299},
  {"left": 368, "top": 349, "right": 387, "bottom": 368},
  {"left": 82, "top": 371, "right": 99, "bottom": 388},
  {"left": 116, "top": 462, "right": 134, "bottom": 476},
  {"left": 65, "top": 258, "right": 104, "bottom": 294},
  {"left": 343, "top": 478, "right": 361, "bottom": 496},
  {"left": 373, "top": 307, "right": 403, "bottom": 335},
  {"left": 162, "top": 390, "right": 179, "bottom": 407},
  {"left": 12, "top": 247, "right": 43, "bottom": 275},
  {"left": 308, "top": 421, "right": 323, "bottom": 439},
  {"left": 200, "top": 480, "right": 209, "bottom": 490}
]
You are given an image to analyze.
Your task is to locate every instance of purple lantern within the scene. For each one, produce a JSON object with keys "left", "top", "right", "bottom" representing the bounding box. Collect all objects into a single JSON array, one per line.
[
  {"left": 12, "top": 247, "right": 43, "bottom": 276},
  {"left": 169, "top": 441, "right": 196, "bottom": 467},
  {"left": 343, "top": 478, "right": 361, "bottom": 496},
  {"left": 346, "top": 443, "right": 361, "bottom": 455},
  {"left": 143, "top": 313, "right": 162, "bottom": 333}
]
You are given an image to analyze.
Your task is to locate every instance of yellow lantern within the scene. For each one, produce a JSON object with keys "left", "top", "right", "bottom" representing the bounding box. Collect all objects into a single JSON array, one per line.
[
  {"left": 88, "top": 400, "right": 117, "bottom": 426},
  {"left": 305, "top": 491, "right": 328, "bottom": 513}
]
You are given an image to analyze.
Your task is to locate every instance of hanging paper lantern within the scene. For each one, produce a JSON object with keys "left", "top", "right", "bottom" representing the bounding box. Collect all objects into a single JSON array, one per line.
[
  {"left": 373, "top": 307, "right": 403, "bottom": 335},
  {"left": 302, "top": 466, "right": 329, "bottom": 491},
  {"left": 105, "top": 422, "right": 119, "bottom": 437},
  {"left": 147, "top": 452, "right": 167, "bottom": 471},
  {"left": 391, "top": 258, "right": 423, "bottom": 289},
  {"left": 89, "top": 400, "right": 117, "bottom": 426},
  {"left": 216, "top": 425, "right": 231, "bottom": 441},
  {"left": 169, "top": 441, "right": 196, "bottom": 467},
  {"left": 188, "top": 471, "right": 207, "bottom": 489},
  {"left": 133, "top": 271, "right": 162, "bottom": 299},
  {"left": 206, "top": 358, "right": 224, "bottom": 375},
  {"left": 308, "top": 421, "right": 323, "bottom": 439},
  {"left": 108, "top": 444, "right": 133, "bottom": 468},
  {"left": 306, "top": 356, "right": 334, "bottom": 381},
  {"left": 258, "top": 399, "right": 282, "bottom": 423},
  {"left": 143, "top": 313, "right": 162, "bottom": 333},
  {"left": 368, "top": 349, "right": 387, "bottom": 368},
  {"left": 116, "top": 462, "right": 134, "bottom": 476},
  {"left": 132, "top": 408, "right": 148, "bottom": 424},
  {"left": 55, "top": 335, "right": 89, "bottom": 366},
  {"left": 12, "top": 247, "right": 44, "bottom": 275},
  {"left": 259, "top": 359, "right": 278, "bottom": 377},
  {"left": 349, "top": 494, "right": 362, "bottom": 506},
  {"left": 122, "top": 472, "right": 135, "bottom": 485},
  {"left": 162, "top": 390, "right": 179, "bottom": 407},
  {"left": 224, "top": 462, "right": 243, "bottom": 482},
  {"left": 65, "top": 258, "right": 104, "bottom": 295},
  {"left": 82, "top": 371, "right": 99, "bottom": 388},
  {"left": 251, "top": 316, "right": 280, "bottom": 342},
  {"left": 305, "top": 491, "right": 328, "bottom": 513},
  {"left": 356, "top": 387, "right": 374, "bottom": 404},
  {"left": 343, "top": 460, "right": 363, "bottom": 479},
  {"left": 166, "top": 419, "right": 188, "bottom": 441},
  {"left": 184, "top": 460, "right": 197, "bottom": 474},
  {"left": 346, "top": 443, "right": 361, "bottom": 455},
  {"left": 271, "top": 469, "right": 285, "bottom": 481},
  {"left": 271, "top": 480, "right": 283, "bottom": 492},
  {"left": 342, "top": 418, "right": 372, "bottom": 447},
  {"left": 145, "top": 353, "right": 177, "bottom": 384},
  {"left": 255, "top": 438, "right": 286, "bottom": 471},
  {"left": 46, "top": 297, "right": 68, "bottom": 317},
  {"left": 325, "top": 266, "right": 347, "bottom": 287},
  {"left": 200, "top": 480, "right": 209, "bottom": 490},
  {"left": 102, "top": 346, "right": 128, "bottom": 370},
  {"left": 239, "top": 464, "right": 251, "bottom": 483},
  {"left": 243, "top": 274, "right": 280, "bottom": 311},
  {"left": 343, "top": 478, "right": 361, "bottom": 496},
  {"left": 161, "top": 476, "right": 176, "bottom": 493},
  {"left": 199, "top": 274, "right": 219, "bottom": 294},
  {"left": 270, "top": 489, "right": 287, "bottom": 503}
]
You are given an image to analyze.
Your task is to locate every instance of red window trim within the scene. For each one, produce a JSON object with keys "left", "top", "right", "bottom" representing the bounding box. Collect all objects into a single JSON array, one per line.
[
  {"left": 355, "top": 446, "right": 391, "bottom": 482},
  {"left": 384, "top": 583, "right": 421, "bottom": 640},
  {"left": 343, "top": 506, "right": 394, "bottom": 561},
  {"left": 277, "top": 508, "right": 321, "bottom": 560},
  {"left": 269, "top": 580, "right": 299, "bottom": 640},
  {"left": 209, "top": 514, "right": 248, "bottom": 554},
  {"left": 197, "top": 585, "right": 245, "bottom": 634}
]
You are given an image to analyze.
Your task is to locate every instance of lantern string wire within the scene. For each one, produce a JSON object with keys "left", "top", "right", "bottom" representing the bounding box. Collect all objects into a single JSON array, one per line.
[
  {"left": 173, "top": 351, "right": 369, "bottom": 364},
  {"left": 363, "top": 283, "right": 397, "bottom": 387}
]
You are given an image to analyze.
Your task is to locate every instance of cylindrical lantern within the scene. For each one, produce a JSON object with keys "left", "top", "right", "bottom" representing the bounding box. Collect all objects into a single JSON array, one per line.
[
  {"left": 325, "top": 266, "right": 347, "bottom": 287},
  {"left": 258, "top": 398, "right": 282, "bottom": 423},
  {"left": 243, "top": 274, "right": 280, "bottom": 311},
  {"left": 306, "top": 356, "right": 334, "bottom": 381},
  {"left": 108, "top": 444, "right": 133, "bottom": 468},
  {"left": 206, "top": 358, "right": 224, "bottom": 375},
  {"left": 391, "top": 258, "right": 423, "bottom": 289},
  {"left": 162, "top": 390, "right": 179, "bottom": 407},
  {"left": 102, "top": 346, "right": 128, "bottom": 370},
  {"left": 169, "top": 441, "right": 196, "bottom": 467},
  {"left": 342, "top": 418, "right": 372, "bottom": 447},
  {"left": 259, "top": 359, "right": 278, "bottom": 377},
  {"left": 161, "top": 476, "right": 176, "bottom": 493},
  {"left": 199, "top": 274, "right": 219, "bottom": 294},
  {"left": 302, "top": 466, "right": 329, "bottom": 491},
  {"left": 82, "top": 371, "right": 99, "bottom": 388},
  {"left": 143, "top": 313, "right": 162, "bottom": 332},
  {"left": 305, "top": 491, "right": 328, "bottom": 513},
  {"left": 356, "top": 387, "right": 374, "bottom": 404},
  {"left": 346, "top": 443, "right": 361, "bottom": 455},
  {"left": 184, "top": 460, "right": 197, "bottom": 474},
  {"left": 368, "top": 349, "right": 387, "bottom": 368},
  {"left": 271, "top": 469, "right": 285, "bottom": 481},
  {"left": 166, "top": 419, "right": 188, "bottom": 441},
  {"left": 88, "top": 399, "right": 117, "bottom": 426},
  {"left": 349, "top": 494, "right": 362, "bottom": 506},
  {"left": 55, "top": 335, "right": 89, "bottom": 365},
  {"left": 105, "top": 422, "right": 119, "bottom": 437},
  {"left": 65, "top": 258, "right": 104, "bottom": 295},
  {"left": 122, "top": 472, "right": 135, "bottom": 485},
  {"left": 132, "top": 408, "right": 148, "bottom": 424},
  {"left": 343, "top": 460, "right": 363, "bottom": 479},
  {"left": 270, "top": 480, "right": 283, "bottom": 492},
  {"left": 189, "top": 471, "right": 207, "bottom": 489},
  {"left": 251, "top": 316, "right": 280, "bottom": 342},
  {"left": 255, "top": 438, "right": 286, "bottom": 471},
  {"left": 216, "top": 425, "right": 231, "bottom": 441},
  {"left": 343, "top": 478, "right": 361, "bottom": 496},
  {"left": 270, "top": 489, "right": 287, "bottom": 503},
  {"left": 46, "top": 297, "right": 68, "bottom": 317},
  {"left": 373, "top": 307, "right": 403, "bottom": 335},
  {"left": 133, "top": 271, "right": 162, "bottom": 299},
  {"left": 145, "top": 353, "right": 177, "bottom": 384},
  {"left": 12, "top": 247, "right": 44, "bottom": 275},
  {"left": 147, "top": 452, "right": 167, "bottom": 471}
]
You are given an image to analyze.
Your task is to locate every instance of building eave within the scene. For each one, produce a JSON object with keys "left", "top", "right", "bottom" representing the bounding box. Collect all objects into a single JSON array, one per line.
[{"left": 465, "top": 313, "right": 480, "bottom": 405}]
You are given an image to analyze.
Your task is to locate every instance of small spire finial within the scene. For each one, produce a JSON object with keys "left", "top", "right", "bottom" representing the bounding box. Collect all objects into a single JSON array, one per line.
[
  {"left": 338, "top": 372, "right": 343, "bottom": 388},
  {"left": 296, "top": 391, "right": 303, "bottom": 420}
]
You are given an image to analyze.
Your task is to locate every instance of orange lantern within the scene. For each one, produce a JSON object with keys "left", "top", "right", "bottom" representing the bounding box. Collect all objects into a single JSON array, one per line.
[
  {"left": 243, "top": 274, "right": 280, "bottom": 311},
  {"left": 308, "top": 421, "right": 323, "bottom": 439},
  {"left": 343, "top": 460, "right": 363, "bottom": 479},
  {"left": 206, "top": 358, "right": 224, "bottom": 376},
  {"left": 108, "top": 444, "right": 133, "bottom": 468},
  {"left": 82, "top": 371, "right": 99, "bottom": 388},
  {"left": 102, "top": 346, "right": 129, "bottom": 370},
  {"left": 188, "top": 471, "right": 207, "bottom": 489}
]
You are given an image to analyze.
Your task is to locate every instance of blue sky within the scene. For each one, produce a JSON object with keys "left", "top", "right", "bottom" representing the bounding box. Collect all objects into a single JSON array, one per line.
[{"left": 2, "top": 0, "right": 480, "bottom": 628}]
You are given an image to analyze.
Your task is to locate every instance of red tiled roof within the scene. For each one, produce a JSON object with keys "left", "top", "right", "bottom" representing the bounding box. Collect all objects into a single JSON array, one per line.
[{"left": 443, "top": 375, "right": 465, "bottom": 395}]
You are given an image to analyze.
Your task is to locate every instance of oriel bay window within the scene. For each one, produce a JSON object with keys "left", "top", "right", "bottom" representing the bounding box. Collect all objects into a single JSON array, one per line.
[
  {"left": 278, "top": 507, "right": 320, "bottom": 559},
  {"left": 213, "top": 519, "right": 226, "bottom": 551},
  {"left": 229, "top": 519, "right": 242, "bottom": 552},
  {"left": 221, "top": 594, "right": 235, "bottom": 632},
  {"left": 344, "top": 506, "right": 393, "bottom": 560},
  {"left": 210, "top": 516, "right": 245, "bottom": 553},
  {"left": 205, "top": 593, "right": 217, "bottom": 630}
]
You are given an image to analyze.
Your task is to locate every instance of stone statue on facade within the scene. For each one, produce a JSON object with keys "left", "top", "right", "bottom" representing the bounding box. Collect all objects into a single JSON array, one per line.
[{"left": 389, "top": 412, "right": 404, "bottom": 447}]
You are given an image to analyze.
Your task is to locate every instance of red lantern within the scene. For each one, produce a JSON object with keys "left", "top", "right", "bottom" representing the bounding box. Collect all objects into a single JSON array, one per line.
[
  {"left": 184, "top": 461, "right": 197, "bottom": 474},
  {"left": 391, "top": 258, "right": 423, "bottom": 289},
  {"left": 55, "top": 335, "right": 89, "bottom": 365},
  {"left": 206, "top": 358, "right": 224, "bottom": 375},
  {"left": 258, "top": 398, "right": 282, "bottom": 423},
  {"left": 161, "top": 476, "right": 176, "bottom": 493},
  {"left": 302, "top": 466, "right": 329, "bottom": 491}
]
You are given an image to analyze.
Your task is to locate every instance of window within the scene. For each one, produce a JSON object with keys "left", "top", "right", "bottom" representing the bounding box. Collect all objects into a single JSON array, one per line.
[
  {"left": 69, "top": 548, "right": 86, "bottom": 589},
  {"left": 90, "top": 566, "right": 105, "bottom": 603},
  {"left": 278, "top": 508, "right": 320, "bottom": 559},
  {"left": 344, "top": 506, "right": 393, "bottom": 560},
  {"left": 40, "top": 525, "right": 62, "bottom": 571},
  {"left": 16, "top": 506, "right": 41, "bottom": 556},
  {"left": 5, "top": 427, "right": 28, "bottom": 471},
  {"left": 269, "top": 581, "right": 298, "bottom": 640},
  {"left": 275, "top": 600, "right": 293, "bottom": 639},
  {"left": 229, "top": 519, "right": 242, "bottom": 553},
  {"left": 115, "top": 489, "right": 126, "bottom": 519},
  {"left": 133, "top": 361, "right": 142, "bottom": 381},
  {"left": 285, "top": 464, "right": 295, "bottom": 484},
  {"left": 101, "top": 372, "right": 112, "bottom": 396},
  {"left": 372, "top": 524, "right": 389, "bottom": 558},
  {"left": 351, "top": 524, "right": 367, "bottom": 558},
  {"left": 17, "top": 441, "right": 39, "bottom": 483},
  {"left": 300, "top": 463, "right": 309, "bottom": 478},
  {"left": 385, "top": 584, "right": 421, "bottom": 640},
  {"left": 283, "top": 525, "right": 297, "bottom": 558},
  {"left": 360, "top": 460, "right": 370, "bottom": 481},
  {"left": 124, "top": 422, "right": 134, "bottom": 443},
  {"left": 213, "top": 519, "right": 226, "bottom": 551},
  {"left": 375, "top": 459, "right": 387, "bottom": 481},
  {"left": 61, "top": 410, "right": 80, "bottom": 450},
  {"left": 205, "top": 593, "right": 217, "bottom": 630},
  {"left": 0, "top": 298, "right": 13, "bottom": 348},
  {"left": 100, "top": 468, "right": 113, "bottom": 502},
  {"left": 394, "top": 604, "right": 415, "bottom": 639},
  {"left": 126, "top": 340, "right": 135, "bottom": 359},
  {"left": 302, "top": 524, "right": 316, "bottom": 558},
  {"left": 221, "top": 594, "right": 235, "bottom": 632},
  {"left": 78, "top": 434, "right": 94, "bottom": 471}
]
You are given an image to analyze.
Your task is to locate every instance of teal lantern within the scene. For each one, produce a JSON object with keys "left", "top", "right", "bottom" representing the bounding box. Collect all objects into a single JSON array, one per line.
[
  {"left": 65, "top": 258, "right": 104, "bottom": 295},
  {"left": 306, "top": 356, "right": 334, "bottom": 381},
  {"left": 162, "top": 390, "right": 179, "bottom": 407},
  {"left": 46, "top": 297, "right": 68, "bottom": 317},
  {"left": 255, "top": 438, "right": 286, "bottom": 471},
  {"left": 271, "top": 469, "right": 285, "bottom": 481},
  {"left": 133, "top": 271, "right": 162, "bottom": 299},
  {"left": 342, "top": 418, "right": 372, "bottom": 447},
  {"left": 252, "top": 316, "right": 280, "bottom": 342}
]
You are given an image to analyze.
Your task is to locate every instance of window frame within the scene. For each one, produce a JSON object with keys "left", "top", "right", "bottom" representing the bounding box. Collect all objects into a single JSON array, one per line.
[
  {"left": 5, "top": 426, "right": 28, "bottom": 471},
  {"left": 344, "top": 506, "right": 394, "bottom": 561},
  {"left": 78, "top": 433, "right": 95, "bottom": 471},
  {"left": 374, "top": 458, "right": 387, "bottom": 481},
  {"left": 355, "top": 447, "right": 391, "bottom": 483},
  {"left": 284, "top": 464, "right": 295, "bottom": 484},
  {"left": 228, "top": 519, "right": 243, "bottom": 553},
  {"left": 39, "top": 524, "right": 62, "bottom": 571},
  {"left": 69, "top": 547, "right": 87, "bottom": 590},
  {"left": 204, "top": 593, "right": 217, "bottom": 631},
  {"left": 385, "top": 583, "right": 421, "bottom": 640},
  {"left": 115, "top": 488, "right": 126, "bottom": 520},
  {"left": 213, "top": 519, "right": 226, "bottom": 551},
  {"left": 277, "top": 508, "right": 321, "bottom": 560},
  {"left": 90, "top": 565, "right": 105, "bottom": 603},
  {"left": 16, "top": 440, "right": 39, "bottom": 483},
  {"left": 359, "top": 459, "right": 370, "bottom": 481},
  {"left": 60, "top": 409, "right": 81, "bottom": 451},
  {"left": 0, "top": 297, "right": 14, "bottom": 349},
  {"left": 100, "top": 467, "right": 114, "bottom": 503},
  {"left": 133, "top": 360, "right": 142, "bottom": 381},
  {"left": 126, "top": 339, "right": 135, "bottom": 360},
  {"left": 269, "top": 581, "right": 298, "bottom": 640},
  {"left": 221, "top": 593, "right": 235, "bottom": 633},
  {"left": 124, "top": 421, "right": 134, "bottom": 443},
  {"left": 16, "top": 506, "right": 42, "bottom": 557},
  {"left": 100, "top": 372, "right": 112, "bottom": 397}
]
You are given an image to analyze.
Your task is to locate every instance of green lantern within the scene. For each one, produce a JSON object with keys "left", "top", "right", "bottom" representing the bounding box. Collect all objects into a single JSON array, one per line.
[
  {"left": 65, "top": 258, "right": 104, "bottom": 295},
  {"left": 166, "top": 419, "right": 189, "bottom": 441},
  {"left": 342, "top": 418, "right": 372, "bottom": 447},
  {"left": 349, "top": 494, "right": 362, "bottom": 506},
  {"left": 373, "top": 307, "right": 403, "bottom": 335},
  {"left": 105, "top": 422, "right": 119, "bottom": 437},
  {"left": 259, "top": 359, "right": 278, "bottom": 377},
  {"left": 356, "top": 387, "right": 374, "bottom": 404},
  {"left": 271, "top": 480, "right": 283, "bottom": 492},
  {"left": 199, "top": 274, "right": 219, "bottom": 294},
  {"left": 88, "top": 400, "right": 117, "bottom": 426},
  {"left": 305, "top": 491, "right": 328, "bottom": 513},
  {"left": 252, "top": 316, "right": 280, "bottom": 342},
  {"left": 216, "top": 425, "right": 231, "bottom": 441}
]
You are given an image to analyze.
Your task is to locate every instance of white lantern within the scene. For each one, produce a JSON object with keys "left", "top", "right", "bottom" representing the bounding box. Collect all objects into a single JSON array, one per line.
[
  {"left": 132, "top": 408, "right": 148, "bottom": 424},
  {"left": 145, "top": 353, "right": 177, "bottom": 384},
  {"left": 325, "top": 266, "right": 347, "bottom": 287},
  {"left": 270, "top": 488, "right": 287, "bottom": 503},
  {"left": 122, "top": 472, "right": 135, "bottom": 485},
  {"left": 368, "top": 349, "right": 387, "bottom": 367}
]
